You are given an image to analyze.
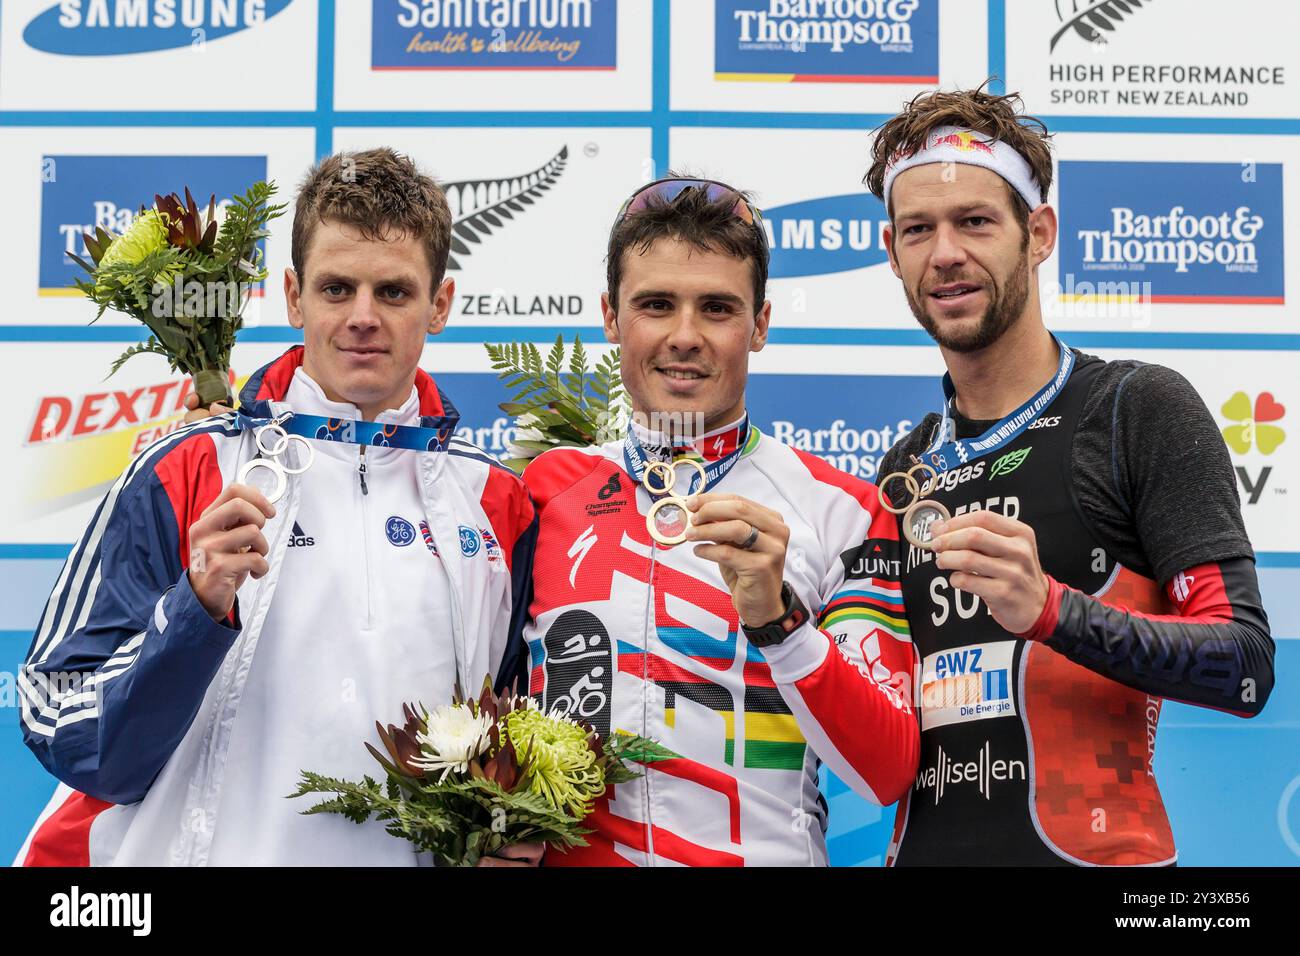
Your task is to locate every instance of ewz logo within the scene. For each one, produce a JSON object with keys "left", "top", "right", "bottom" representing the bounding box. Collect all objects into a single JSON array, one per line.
[
  {"left": 24, "top": 1, "right": 293, "bottom": 56},
  {"left": 714, "top": 0, "right": 938, "bottom": 84},
  {"left": 39, "top": 154, "right": 267, "bottom": 295},
  {"left": 1059, "top": 161, "right": 1285, "bottom": 305},
  {"left": 920, "top": 642, "right": 1015, "bottom": 730}
]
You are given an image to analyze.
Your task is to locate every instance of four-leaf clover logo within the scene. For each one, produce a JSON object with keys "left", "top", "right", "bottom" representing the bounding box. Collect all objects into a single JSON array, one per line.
[{"left": 1221, "top": 392, "right": 1286, "bottom": 456}]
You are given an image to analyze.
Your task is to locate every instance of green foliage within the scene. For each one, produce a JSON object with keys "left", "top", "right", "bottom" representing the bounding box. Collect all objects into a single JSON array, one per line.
[
  {"left": 485, "top": 334, "right": 626, "bottom": 473},
  {"left": 71, "top": 180, "right": 288, "bottom": 398}
]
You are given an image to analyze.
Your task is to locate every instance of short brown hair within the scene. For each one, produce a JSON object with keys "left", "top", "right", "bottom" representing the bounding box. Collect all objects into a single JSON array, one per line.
[
  {"left": 606, "top": 175, "right": 769, "bottom": 313},
  {"left": 864, "top": 83, "right": 1053, "bottom": 222},
  {"left": 291, "top": 148, "right": 453, "bottom": 293}
]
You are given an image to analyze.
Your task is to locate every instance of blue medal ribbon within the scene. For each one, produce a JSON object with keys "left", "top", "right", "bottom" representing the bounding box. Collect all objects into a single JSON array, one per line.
[
  {"left": 623, "top": 416, "right": 752, "bottom": 496},
  {"left": 922, "top": 336, "right": 1075, "bottom": 475},
  {"left": 238, "top": 410, "right": 460, "bottom": 453}
]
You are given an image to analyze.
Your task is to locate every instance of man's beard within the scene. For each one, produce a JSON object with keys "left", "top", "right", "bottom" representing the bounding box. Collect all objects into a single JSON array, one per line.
[{"left": 904, "top": 257, "right": 1030, "bottom": 354}]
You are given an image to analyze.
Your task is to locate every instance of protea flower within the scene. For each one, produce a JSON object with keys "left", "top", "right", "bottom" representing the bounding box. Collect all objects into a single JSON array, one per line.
[
  {"left": 153, "top": 187, "right": 220, "bottom": 255},
  {"left": 367, "top": 703, "right": 428, "bottom": 778}
]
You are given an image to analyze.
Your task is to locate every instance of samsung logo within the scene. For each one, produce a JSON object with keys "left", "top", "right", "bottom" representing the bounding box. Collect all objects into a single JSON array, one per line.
[
  {"left": 24, "top": 1, "right": 293, "bottom": 56},
  {"left": 762, "top": 193, "right": 891, "bottom": 279}
]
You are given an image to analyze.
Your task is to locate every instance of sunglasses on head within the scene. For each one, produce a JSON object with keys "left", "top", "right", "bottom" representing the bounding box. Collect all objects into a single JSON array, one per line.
[{"left": 611, "top": 178, "right": 767, "bottom": 259}]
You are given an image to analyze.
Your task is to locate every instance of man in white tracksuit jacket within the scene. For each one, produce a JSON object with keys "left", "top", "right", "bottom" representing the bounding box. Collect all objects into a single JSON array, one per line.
[{"left": 16, "top": 149, "right": 536, "bottom": 866}]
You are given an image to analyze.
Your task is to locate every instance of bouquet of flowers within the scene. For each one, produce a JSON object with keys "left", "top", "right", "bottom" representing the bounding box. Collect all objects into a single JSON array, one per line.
[
  {"left": 485, "top": 334, "right": 626, "bottom": 473},
  {"left": 291, "top": 679, "right": 674, "bottom": 866},
  {"left": 69, "top": 182, "right": 287, "bottom": 407}
]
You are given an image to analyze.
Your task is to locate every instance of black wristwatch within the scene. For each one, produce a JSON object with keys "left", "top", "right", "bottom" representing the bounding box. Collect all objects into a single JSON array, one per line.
[{"left": 741, "top": 582, "right": 810, "bottom": 647}]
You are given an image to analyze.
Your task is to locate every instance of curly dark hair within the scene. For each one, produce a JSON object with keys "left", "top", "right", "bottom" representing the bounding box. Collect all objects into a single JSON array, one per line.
[
  {"left": 864, "top": 82, "right": 1054, "bottom": 219},
  {"left": 291, "top": 147, "right": 453, "bottom": 294}
]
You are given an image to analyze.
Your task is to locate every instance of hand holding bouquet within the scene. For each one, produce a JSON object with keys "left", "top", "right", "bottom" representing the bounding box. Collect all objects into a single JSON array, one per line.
[
  {"left": 292, "top": 680, "right": 674, "bottom": 866},
  {"left": 70, "top": 182, "right": 287, "bottom": 406}
]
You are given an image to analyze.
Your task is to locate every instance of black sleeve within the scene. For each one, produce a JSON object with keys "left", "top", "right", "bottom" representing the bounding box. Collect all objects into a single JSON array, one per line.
[
  {"left": 1043, "top": 556, "right": 1274, "bottom": 716},
  {"left": 1082, "top": 362, "right": 1254, "bottom": 586}
]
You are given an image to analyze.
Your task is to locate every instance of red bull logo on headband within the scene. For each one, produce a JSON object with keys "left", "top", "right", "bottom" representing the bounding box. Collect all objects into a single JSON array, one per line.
[{"left": 927, "top": 130, "right": 995, "bottom": 155}]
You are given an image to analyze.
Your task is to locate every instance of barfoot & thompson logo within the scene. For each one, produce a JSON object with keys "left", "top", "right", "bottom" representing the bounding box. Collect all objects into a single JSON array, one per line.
[
  {"left": 714, "top": 0, "right": 938, "bottom": 84},
  {"left": 1059, "top": 161, "right": 1285, "bottom": 304}
]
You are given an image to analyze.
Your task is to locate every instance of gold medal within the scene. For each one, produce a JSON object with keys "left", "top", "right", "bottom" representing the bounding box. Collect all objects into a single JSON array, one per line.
[{"left": 643, "top": 457, "right": 707, "bottom": 547}]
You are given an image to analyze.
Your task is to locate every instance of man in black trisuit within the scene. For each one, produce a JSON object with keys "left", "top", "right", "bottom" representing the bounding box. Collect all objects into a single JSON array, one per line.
[{"left": 865, "top": 87, "right": 1275, "bottom": 866}]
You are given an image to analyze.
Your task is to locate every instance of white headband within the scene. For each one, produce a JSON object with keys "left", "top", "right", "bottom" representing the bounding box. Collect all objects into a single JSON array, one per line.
[{"left": 882, "top": 125, "right": 1043, "bottom": 213}]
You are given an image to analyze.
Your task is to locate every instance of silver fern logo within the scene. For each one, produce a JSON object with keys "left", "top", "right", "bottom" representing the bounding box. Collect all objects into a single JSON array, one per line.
[
  {"left": 1050, "top": 0, "right": 1153, "bottom": 52},
  {"left": 442, "top": 146, "right": 569, "bottom": 270}
]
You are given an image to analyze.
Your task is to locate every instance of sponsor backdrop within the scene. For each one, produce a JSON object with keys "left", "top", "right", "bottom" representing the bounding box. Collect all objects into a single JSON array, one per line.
[{"left": 0, "top": 0, "right": 1296, "bottom": 866}]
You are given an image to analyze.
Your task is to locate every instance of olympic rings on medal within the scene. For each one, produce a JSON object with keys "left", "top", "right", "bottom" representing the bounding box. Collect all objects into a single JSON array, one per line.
[
  {"left": 642, "top": 457, "right": 708, "bottom": 546},
  {"left": 879, "top": 460, "right": 951, "bottom": 550}
]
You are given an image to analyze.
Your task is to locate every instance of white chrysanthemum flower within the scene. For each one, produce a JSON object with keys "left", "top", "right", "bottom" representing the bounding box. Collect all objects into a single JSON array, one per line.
[{"left": 409, "top": 704, "right": 493, "bottom": 782}]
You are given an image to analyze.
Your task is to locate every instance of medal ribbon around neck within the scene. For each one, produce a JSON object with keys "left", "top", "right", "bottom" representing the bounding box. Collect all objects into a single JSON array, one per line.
[
  {"left": 883, "top": 336, "right": 1074, "bottom": 551},
  {"left": 623, "top": 415, "right": 754, "bottom": 547},
  {"left": 233, "top": 409, "right": 460, "bottom": 503}
]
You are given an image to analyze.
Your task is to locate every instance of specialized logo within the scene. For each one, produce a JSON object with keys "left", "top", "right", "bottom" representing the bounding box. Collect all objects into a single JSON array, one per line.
[
  {"left": 760, "top": 193, "right": 891, "bottom": 279},
  {"left": 419, "top": 519, "right": 439, "bottom": 555},
  {"left": 1221, "top": 391, "right": 1286, "bottom": 455},
  {"left": 371, "top": 0, "right": 617, "bottom": 70},
  {"left": 914, "top": 740, "right": 1027, "bottom": 805},
  {"left": 439, "top": 147, "right": 567, "bottom": 272},
  {"left": 1059, "top": 160, "right": 1285, "bottom": 305},
  {"left": 458, "top": 524, "right": 481, "bottom": 556},
  {"left": 919, "top": 641, "right": 1016, "bottom": 731},
  {"left": 567, "top": 525, "right": 598, "bottom": 587},
  {"left": 714, "top": 0, "right": 939, "bottom": 84},
  {"left": 24, "top": 0, "right": 293, "bottom": 56},
  {"left": 386, "top": 516, "right": 417, "bottom": 547},
  {"left": 1050, "top": 0, "right": 1149, "bottom": 52},
  {"left": 39, "top": 154, "right": 267, "bottom": 296},
  {"left": 989, "top": 447, "right": 1031, "bottom": 479},
  {"left": 287, "top": 521, "right": 315, "bottom": 548}
]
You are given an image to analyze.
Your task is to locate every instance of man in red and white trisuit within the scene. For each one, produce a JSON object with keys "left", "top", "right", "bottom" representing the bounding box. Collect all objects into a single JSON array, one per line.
[{"left": 519, "top": 178, "right": 919, "bottom": 866}]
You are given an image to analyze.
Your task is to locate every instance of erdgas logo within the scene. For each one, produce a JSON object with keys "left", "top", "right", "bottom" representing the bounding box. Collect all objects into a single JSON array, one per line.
[
  {"left": 24, "top": 1, "right": 293, "bottom": 56},
  {"left": 1077, "top": 205, "right": 1266, "bottom": 274}
]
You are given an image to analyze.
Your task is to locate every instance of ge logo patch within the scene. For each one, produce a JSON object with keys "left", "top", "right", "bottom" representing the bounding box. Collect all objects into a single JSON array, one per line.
[
  {"left": 459, "top": 525, "right": 481, "bottom": 556},
  {"left": 386, "top": 516, "right": 416, "bottom": 547}
]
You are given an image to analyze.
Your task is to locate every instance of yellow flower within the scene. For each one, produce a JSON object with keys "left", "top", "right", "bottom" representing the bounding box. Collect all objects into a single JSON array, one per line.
[
  {"left": 504, "top": 704, "right": 605, "bottom": 818},
  {"left": 99, "top": 209, "right": 169, "bottom": 268}
]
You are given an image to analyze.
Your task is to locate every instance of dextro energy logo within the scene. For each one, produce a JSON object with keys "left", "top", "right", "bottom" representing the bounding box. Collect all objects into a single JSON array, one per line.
[
  {"left": 372, "top": 0, "right": 616, "bottom": 70},
  {"left": 23, "top": 1, "right": 293, "bottom": 56},
  {"left": 39, "top": 154, "right": 267, "bottom": 296},
  {"left": 1059, "top": 161, "right": 1285, "bottom": 305},
  {"left": 762, "top": 193, "right": 891, "bottom": 279},
  {"left": 715, "top": 0, "right": 938, "bottom": 84}
]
